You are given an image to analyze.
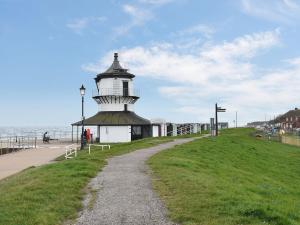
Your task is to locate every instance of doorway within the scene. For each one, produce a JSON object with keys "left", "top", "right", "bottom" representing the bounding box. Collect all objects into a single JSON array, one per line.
[{"left": 131, "top": 126, "right": 142, "bottom": 140}]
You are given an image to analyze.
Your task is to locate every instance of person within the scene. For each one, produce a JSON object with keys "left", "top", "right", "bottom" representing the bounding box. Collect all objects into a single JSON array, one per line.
[
  {"left": 86, "top": 128, "right": 91, "bottom": 143},
  {"left": 43, "top": 132, "right": 50, "bottom": 143},
  {"left": 83, "top": 129, "right": 87, "bottom": 145}
]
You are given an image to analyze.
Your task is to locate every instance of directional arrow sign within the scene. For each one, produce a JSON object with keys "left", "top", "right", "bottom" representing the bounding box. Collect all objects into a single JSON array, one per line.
[{"left": 215, "top": 103, "right": 226, "bottom": 136}]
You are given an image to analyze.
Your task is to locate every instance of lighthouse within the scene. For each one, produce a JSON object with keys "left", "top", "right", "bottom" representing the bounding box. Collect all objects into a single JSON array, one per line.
[
  {"left": 73, "top": 53, "right": 158, "bottom": 143},
  {"left": 93, "top": 53, "right": 138, "bottom": 112}
]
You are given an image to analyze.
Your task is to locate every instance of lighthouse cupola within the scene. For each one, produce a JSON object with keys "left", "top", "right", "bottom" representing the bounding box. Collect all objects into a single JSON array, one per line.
[{"left": 93, "top": 53, "right": 139, "bottom": 112}]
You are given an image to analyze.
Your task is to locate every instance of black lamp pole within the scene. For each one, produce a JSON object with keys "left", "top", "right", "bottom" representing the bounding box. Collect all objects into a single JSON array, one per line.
[{"left": 80, "top": 85, "right": 86, "bottom": 150}]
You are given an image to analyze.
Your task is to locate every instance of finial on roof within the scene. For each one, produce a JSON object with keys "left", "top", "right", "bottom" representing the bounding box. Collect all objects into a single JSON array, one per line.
[{"left": 114, "top": 53, "right": 118, "bottom": 61}]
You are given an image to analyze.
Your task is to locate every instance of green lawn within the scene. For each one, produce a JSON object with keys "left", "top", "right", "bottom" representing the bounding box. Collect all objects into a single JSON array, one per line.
[
  {"left": 0, "top": 135, "right": 195, "bottom": 225},
  {"left": 148, "top": 128, "right": 300, "bottom": 225}
]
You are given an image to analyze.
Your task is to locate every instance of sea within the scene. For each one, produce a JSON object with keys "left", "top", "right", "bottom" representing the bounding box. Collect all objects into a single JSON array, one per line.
[{"left": 0, "top": 126, "right": 98, "bottom": 140}]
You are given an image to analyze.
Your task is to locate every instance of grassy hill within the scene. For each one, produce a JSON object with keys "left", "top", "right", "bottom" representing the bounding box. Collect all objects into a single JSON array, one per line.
[
  {"left": 0, "top": 136, "right": 181, "bottom": 225},
  {"left": 148, "top": 128, "right": 300, "bottom": 225}
]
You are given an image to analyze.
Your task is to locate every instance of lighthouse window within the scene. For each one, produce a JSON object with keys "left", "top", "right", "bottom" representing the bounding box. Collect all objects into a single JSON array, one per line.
[
  {"left": 124, "top": 104, "right": 128, "bottom": 111},
  {"left": 123, "top": 81, "right": 129, "bottom": 96}
]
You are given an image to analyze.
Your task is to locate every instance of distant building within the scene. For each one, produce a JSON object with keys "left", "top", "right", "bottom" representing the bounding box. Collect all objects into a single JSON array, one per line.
[
  {"left": 217, "top": 122, "right": 229, "bottom": 130},
  {"left": 247, "top": 121, "right": 268, "bottom": 129},
  {"left": 273, "top": 108, "right": 300, "bottom": 130},
  {"left": 195, "top": 122, "right": 228, "bottom": 131}
]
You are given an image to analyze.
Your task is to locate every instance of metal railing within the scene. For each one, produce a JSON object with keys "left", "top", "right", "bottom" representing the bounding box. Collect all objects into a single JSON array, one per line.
[
  {"left": 92, "top": 88, "right": 140, "bottom": 97},
  {"left": 166, "top": 124, "right": 201, "bottom": 136},
  {"left": 0, "top": 130, "right": 75, "bottom": 156},
  {"left": 0, "top": 131, "right": 74, "bottom": 141},
  {"left": 177, "top": 125, "right": 194, "bottom": 135},
  {"left": 88, "top": 144, "right": 110, "bottom": 154},
  {"left": 0, "top": 136, "right": 37, "bottom": 155},
  {"left": 65, "top": 144, "right": 78, "bottom": 159}
]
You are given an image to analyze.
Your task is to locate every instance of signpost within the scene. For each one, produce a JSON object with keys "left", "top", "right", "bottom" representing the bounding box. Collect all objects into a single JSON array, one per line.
[
  {"left": 215, "top": 103, "right": 226, "bottom": 136},
  {"left": 210, "top": 118, "right": 215, "bottom": 136}
]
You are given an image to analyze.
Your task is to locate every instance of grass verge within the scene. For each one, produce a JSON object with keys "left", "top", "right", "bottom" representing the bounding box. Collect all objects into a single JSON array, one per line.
[
  {"left": 0, "top": 135, "right": 196, "bottom": 225},
  {"left": 148, "top": 128, "right": 300, "bottom": 225}
]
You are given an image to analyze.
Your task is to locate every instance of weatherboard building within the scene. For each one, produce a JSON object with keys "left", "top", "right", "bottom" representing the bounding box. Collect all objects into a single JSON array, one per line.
[{"left": 73, "top": 53, "right": 165, "bottom": 143}]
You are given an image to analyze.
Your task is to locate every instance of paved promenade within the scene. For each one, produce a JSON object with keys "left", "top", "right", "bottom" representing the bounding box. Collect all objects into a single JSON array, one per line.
[{"left": 0, "top": 143, "right": 76, "bottom": 180}]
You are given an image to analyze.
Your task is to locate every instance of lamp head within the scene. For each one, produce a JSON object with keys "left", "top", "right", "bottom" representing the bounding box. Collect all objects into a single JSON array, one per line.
[{"left": 80, "top": 84, "right": 86, "bottom": 96}]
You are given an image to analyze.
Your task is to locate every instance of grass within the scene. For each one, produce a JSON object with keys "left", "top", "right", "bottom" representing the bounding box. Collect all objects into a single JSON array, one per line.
[
  {"left": 0, "top": 134, "right": 197, "bottom": 225},
  {"left": 148, "top": 128, "right": 300, "bottom": 225},
  {"left": 87, "top": 187, "right": 98, "bottom": 210}
]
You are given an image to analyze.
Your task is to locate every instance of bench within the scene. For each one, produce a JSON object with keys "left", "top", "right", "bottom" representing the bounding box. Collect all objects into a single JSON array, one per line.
[{"left": 88, "top": 144, "right": 111, "bottom": 154}]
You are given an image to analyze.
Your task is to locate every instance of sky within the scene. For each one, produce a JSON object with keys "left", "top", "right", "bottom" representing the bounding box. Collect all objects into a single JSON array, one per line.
[{"left": 1, "top": 0, "right": 300, "bottom": 127}]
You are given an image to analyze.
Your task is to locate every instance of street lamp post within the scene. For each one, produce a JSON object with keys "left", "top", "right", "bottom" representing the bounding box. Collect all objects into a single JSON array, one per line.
[{"left": 80, "top": 85, "right": 86, "bottom": 150}]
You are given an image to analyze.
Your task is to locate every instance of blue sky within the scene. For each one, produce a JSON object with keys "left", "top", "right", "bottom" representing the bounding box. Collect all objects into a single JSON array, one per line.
[{"left": 1, "top": 0, "right": 300, "bottom": 126}]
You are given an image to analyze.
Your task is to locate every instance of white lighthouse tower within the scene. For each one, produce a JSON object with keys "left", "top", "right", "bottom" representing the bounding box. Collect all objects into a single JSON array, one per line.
[
  {"left": 93, "top": 53, "right": 138, "bottom": 112},
  {"left": 73, "top": 53, "right": 156, "bottom": 143}
]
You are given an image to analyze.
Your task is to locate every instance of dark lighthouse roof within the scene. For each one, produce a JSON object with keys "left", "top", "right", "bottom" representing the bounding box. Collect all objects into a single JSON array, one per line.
[
  {"left": 94, "top": 53, "right": 135, "bottom": 83},
  {"left": 72, "top": 111, "right": 151, "bottom": 126}
]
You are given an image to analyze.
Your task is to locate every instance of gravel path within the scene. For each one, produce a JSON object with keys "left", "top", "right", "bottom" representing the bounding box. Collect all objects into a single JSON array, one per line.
[{"left": 75, "top": 138, "right": 197, "bottom": 225}]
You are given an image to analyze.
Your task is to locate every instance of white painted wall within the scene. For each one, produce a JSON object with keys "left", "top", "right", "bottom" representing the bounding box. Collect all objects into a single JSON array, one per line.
[
  {"left": 100, "top": 126, "right": 131, "bottom": 143},
  {"left": 96, "top": 77, "right": 136, "bottom": 112},
  {"left": 150, "top": 119, "right": 167, "bottom": 137},
  {"left": 160, "top": 124, "right": 167, "bottom": 136},
  {"left": 172, "top": 124, "right": 177, "bottom": 136},
  {"left": 97, "top": 78, "right": 134, "bottom": 96},
  {"left": 99, "top": 103, "right": 134, "bottom": 112},
  {"left": 152, "top": 125, "right": 159, "bottom": 137}
]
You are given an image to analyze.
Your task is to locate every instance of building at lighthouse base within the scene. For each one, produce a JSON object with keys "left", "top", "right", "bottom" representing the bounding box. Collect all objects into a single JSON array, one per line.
[{"left": 72, "top": 111, "right": 159, "bottom": 143}]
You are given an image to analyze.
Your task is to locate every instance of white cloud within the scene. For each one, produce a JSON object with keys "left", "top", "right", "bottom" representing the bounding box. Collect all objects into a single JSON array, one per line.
[
  {"left": 123, "top": 4, "right": 153, "bottom": 26},
  {"left": 241, "top": 0, "right": 300, "bottom": 24},
  {"left": 113, "top": 4, "right": 153, "bottom": 37},
  {"left": 201, "top": 29, "right": 280, "bottom": 60},
  {"left": 84, "top": 29, "right": 280, "bottom": 82},
  {"left": 138, "top": 0, "right": 175, "bottom": 5},
  {"left": 67, "top": 16, "right": 106, "bottom": 34},
  {"left": 82, "top": 29, "right": 300, "bottom": 124},
  {"left": 114, "top": 0, "right": 176, "bottom": 37},
  {"left": 173, "top": 24, "right": 215, "bottom": 38}
]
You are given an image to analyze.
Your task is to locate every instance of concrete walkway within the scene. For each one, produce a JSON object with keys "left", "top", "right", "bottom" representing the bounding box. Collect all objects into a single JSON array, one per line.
[
  {"left": 0, "top": 143, "right": 76, "bottom": 180},
  {"left": 75, "top": 137, "right": 200, "bottom": 225}
]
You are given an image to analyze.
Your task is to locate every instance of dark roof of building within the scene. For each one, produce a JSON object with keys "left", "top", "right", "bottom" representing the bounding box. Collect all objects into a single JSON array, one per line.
[
  {"left": 270, "top": 108, "right": 300, "bottom": 123},
  {"left": 72, "top": 111, "right": 151, "bottom": 126},
  {"left": 281, "top": 109, "right": 300, "bottom": 119},
  {"left": 94, "top": 53, "right": 135, "bottom": 82},
  {"left": 282, "top": 109, "right": 300, "bottom": 117}
]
